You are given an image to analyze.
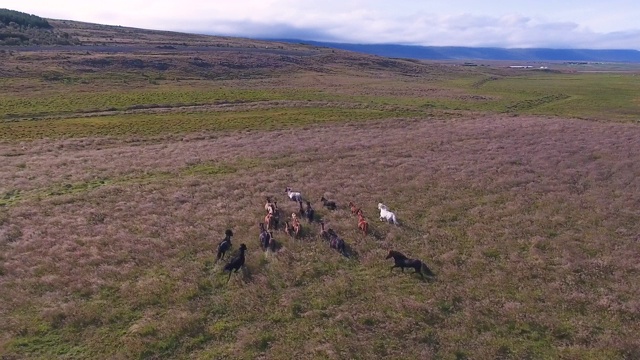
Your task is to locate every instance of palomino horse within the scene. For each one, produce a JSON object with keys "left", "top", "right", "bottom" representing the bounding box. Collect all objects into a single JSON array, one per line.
[
  {"left": 385, "top": 250, "right": 434, "bottom": 279},
  {"left": 265, "top": 199, "right": 279, "bottom": 219},
  {"left": 264, "top": 197, "right": 274, "bottom": 213}
]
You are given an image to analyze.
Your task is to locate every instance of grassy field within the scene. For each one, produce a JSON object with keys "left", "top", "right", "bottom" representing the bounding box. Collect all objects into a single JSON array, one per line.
[{"left": 1, "top": 24, "right": 640, "bottom": 360}]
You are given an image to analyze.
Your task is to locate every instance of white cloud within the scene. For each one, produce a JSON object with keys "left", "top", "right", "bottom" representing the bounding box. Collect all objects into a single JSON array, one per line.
[{"left": 2, "top": 0, "right": 640, "bottom": 49}]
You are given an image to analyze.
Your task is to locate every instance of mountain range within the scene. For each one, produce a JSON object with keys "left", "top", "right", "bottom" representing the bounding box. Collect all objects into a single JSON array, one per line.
[{"left": 268, "top": 39, "right": 640, "bottom": 63}]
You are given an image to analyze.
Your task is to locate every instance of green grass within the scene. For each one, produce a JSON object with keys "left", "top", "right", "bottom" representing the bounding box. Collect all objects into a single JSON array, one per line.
[
  {"left": 1, "top": 71, "right": 638, "bottom": 141},
  {"left": 474, "top": 73, "right": 640, "bottom": 120},
  {"left": 0, "top": 107, "right": 422, "bottom": 140},
  {"left": 0, "top": 87, "right": 297, "bottom": 118}
]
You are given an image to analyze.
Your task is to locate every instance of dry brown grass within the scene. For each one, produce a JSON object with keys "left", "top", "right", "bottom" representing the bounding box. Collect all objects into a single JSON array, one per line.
[{"left": 1, "top": 115, "right": 639, "bottom": 359}]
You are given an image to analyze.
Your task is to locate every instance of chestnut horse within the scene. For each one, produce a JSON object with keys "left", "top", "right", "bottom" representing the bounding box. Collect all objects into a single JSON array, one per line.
[
  {"left": 357, "top": 212, "right": 369, "bottom": 236},
  {"left": 348, "top": 201, "right": 360, "bottom": 215},
  {"left": 264, "top": 213, "right": 276, "bottom": 231},
  {"left": 291, "top": 213, "right": 301, "bottom": 237},
  {"left": 319, "top": 221, "right": 330, "bottom": 241}
]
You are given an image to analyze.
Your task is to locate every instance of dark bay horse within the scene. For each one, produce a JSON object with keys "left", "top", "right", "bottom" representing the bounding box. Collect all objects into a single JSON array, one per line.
[
  {"left": 328, "top": 229, "right": 346, "bottom": 255},
  {"left": 258, "top": 223, "right": 273, "bottom": 251},
  {"left": 385, "top": 250, "right": 435, "bottom": 279}
]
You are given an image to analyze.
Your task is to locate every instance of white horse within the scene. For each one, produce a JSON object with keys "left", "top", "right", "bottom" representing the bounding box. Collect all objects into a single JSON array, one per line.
[
  {"left": 378, "top": 203, "right": 398, "bottom": 225},
  {"left": 285, "top": 187, "right": 302, "bottom": 202}
]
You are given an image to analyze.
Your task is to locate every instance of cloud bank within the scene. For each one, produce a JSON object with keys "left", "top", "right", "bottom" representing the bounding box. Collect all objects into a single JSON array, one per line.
[{"left": 4, "top": 0, "right": 640, "bottom": 49}]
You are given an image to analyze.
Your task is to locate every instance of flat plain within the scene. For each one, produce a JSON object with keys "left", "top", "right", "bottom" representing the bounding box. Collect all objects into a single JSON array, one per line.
[{"left": 1, "top": 20, "right": 640, "bottom": 360}]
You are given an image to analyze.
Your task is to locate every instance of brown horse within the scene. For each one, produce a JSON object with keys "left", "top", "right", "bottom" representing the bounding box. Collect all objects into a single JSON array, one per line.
[
  {"left": 349, "top": 201, "right": 360, "bottom": 215},
  {"left": 357, "top": 213, "right": 369, "bottom": 236},
  {"left": 284, "top": 221, "right": 293, "bottom": 237},
  {"left": 265, "top": 213, "right": 276, "bottom": 231},
  {"left": 319, "top": 221, "right": 330, "bottom": 241}
]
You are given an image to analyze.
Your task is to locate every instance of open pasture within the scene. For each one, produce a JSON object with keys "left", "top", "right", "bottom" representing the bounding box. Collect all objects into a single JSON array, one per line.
[{"left": 1, "top": 40, "right": 640, "bottom": 359}]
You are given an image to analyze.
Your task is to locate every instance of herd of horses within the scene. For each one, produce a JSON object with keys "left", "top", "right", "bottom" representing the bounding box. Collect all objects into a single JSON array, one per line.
[{"left": 218, "top": 187, "right": 435, "bottom": 282}]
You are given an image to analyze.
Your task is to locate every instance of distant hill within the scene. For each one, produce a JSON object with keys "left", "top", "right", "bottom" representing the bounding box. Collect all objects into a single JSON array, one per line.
[
  {"left": 269, "top": 39, "right": 640, "bottom": 63},
  {"left": 0, "top": 8, "right": 80, "bottom": 45}
]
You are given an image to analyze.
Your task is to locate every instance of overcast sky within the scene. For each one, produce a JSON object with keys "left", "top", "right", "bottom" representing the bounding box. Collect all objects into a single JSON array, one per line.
[{"left": 4, "top": 0, "right": 640, "bottom": 49}]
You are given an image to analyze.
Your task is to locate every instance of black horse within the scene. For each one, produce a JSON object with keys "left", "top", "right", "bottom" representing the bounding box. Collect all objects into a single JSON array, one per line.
[
  {"left": 320, "top": 196, "right": 337, "bottom": 210},
  {"left": 305, "top": 201, "right": 315, "bottom": 222},
  {"left": 385, "top": 250, "right": 435, "bottom": 279},
  {"left": 223, "top": 244, "right": 248, "bottom": 283},
  {"left": 216, "top": 229, "right": 234, "bottom": 262}
]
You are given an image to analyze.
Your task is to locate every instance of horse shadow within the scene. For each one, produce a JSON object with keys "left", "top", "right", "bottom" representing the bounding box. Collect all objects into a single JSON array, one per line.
[
  {"left": 369, "top": 227, "right": 386, "bottom": 241},
  {"left": 407, "top": 271, "right": 436, "bottom": 283},
  {"left": 341, "top": 242, "right": 359, "bottom": 260},
  {"left": 223, "top": 264, "right": 254, "bottom": 285},
  {"left": 267, "top": 239, "right": 283, "bottom": 253},
  {"left": 203, "top": 259, "right": 215, "bottom": 273},
  {"left": 240, "top": 265, "right": 254, "bottom": 283}
]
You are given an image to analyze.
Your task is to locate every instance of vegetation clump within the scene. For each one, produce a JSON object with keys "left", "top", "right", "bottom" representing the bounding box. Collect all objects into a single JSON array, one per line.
[{"left": 0, "top": 9, "right": 51, "bottom": 29}]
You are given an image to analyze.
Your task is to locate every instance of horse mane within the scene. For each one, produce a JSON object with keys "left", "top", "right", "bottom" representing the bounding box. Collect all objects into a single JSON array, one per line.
[{"left": 387, "top": 250, "right": 407, "bottom": 259}]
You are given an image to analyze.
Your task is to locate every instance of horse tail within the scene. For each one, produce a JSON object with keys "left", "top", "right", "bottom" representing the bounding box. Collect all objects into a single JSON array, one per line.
[{"left": 420, "top": 262, "right": 435, "bottom": 277}]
